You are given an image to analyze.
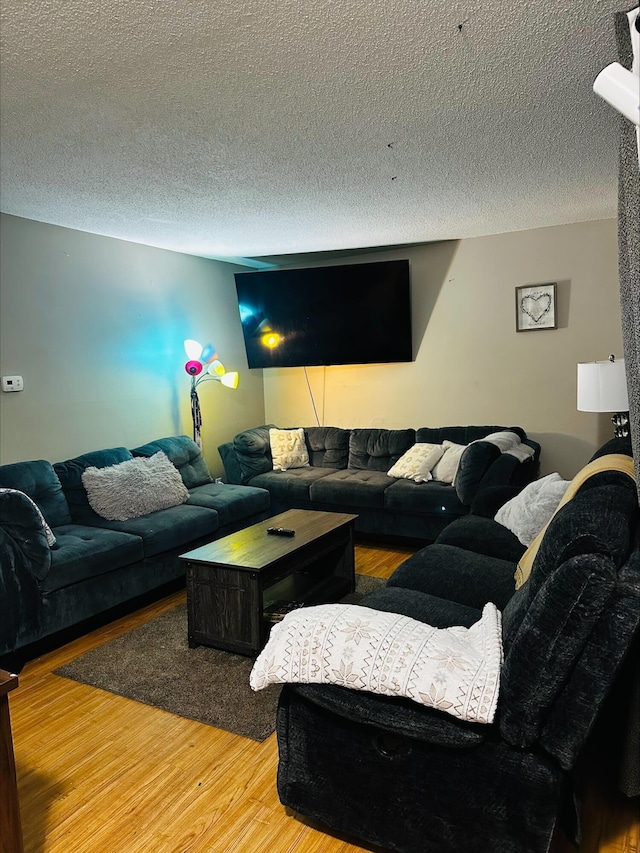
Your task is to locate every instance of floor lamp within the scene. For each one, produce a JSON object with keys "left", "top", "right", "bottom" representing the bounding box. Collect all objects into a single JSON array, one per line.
[{"left": 184, "top": 339, "right": 239, "bottom": 448}]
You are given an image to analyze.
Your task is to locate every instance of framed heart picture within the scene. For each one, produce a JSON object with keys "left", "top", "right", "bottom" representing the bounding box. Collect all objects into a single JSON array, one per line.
[{"left": 515, "top": 283, "right": 557, "bottom": 332}]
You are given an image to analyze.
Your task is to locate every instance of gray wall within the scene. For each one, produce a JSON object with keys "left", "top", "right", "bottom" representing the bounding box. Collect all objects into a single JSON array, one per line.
[
  {"left": 263, "top": 219, "right": 623, "bottom": 478},
  {"left": 0, "top": 214, "right": 266, "bottom": 475},
  {"left": 1, "top": 214, "right": 623, "bottom": 480}
]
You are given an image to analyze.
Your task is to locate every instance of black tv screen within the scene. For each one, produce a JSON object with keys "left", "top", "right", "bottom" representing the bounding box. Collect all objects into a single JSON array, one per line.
[{"left": 234, "top": 260, "right": 412, "bottom": 368}]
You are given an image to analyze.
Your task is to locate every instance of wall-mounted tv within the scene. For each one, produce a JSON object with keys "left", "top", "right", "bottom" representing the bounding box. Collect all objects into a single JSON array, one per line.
[{"left": 234, "top": 259, "right": 412, "bottom": 369}]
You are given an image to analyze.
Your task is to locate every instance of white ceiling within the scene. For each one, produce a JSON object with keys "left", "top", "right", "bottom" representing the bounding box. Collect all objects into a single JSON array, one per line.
[{"left": 0, "top": 0, "right": 630, "bottom": 261}]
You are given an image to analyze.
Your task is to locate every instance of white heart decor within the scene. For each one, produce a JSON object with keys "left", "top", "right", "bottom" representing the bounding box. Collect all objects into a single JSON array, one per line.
[{"left": 521, "top": 293, "right": 552, "bottom": 324}]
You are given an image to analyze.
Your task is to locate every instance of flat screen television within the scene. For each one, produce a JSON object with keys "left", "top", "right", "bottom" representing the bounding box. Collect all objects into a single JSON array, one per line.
[{"left": 234, "top": 259, "right": 412, "bottom": 368}]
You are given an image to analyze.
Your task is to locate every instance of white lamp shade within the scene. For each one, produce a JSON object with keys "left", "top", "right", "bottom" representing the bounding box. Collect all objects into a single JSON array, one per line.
[
  {"left": 220, "top": 371, "right": 239, "bottom": 389},
  {"left": 577, "top": 359, "right": 629, "bottom": 412},
  {"left": 184, "top": 339, "right": 203, "bottom": 360}
]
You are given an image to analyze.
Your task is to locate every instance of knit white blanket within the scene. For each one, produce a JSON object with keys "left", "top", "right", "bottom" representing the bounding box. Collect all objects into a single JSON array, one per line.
[{"left": 250, "top": 602, "right": 502, "bottom": 724}]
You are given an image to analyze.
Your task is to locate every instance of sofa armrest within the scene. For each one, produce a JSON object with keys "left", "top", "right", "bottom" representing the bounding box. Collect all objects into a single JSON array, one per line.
[
  {"left": 0, "top": 489, "right": 52, "bottom": 580},
  {"left": 217, "top": 441, "right": 243, "bottom": 485},
  {"left": 479, "top": 446, "right": 540, "bottom": 491},
  {"left": 287, "top": 684, "right": 487, "bottom": 747},
  {"left": 455, "top": 440, "right": 540, "bottom": 506},
  {"left": 0, "top": 490, "right": 50, "bottom": 653}
]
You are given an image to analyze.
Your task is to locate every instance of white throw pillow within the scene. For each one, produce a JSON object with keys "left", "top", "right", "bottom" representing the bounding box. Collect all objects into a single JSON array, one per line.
[
  {"left": 250, "top": 602, "right": 502, "bottom": 725},
  {"left": 269, "top": 428, "right": 310, "bottom": 472},
  {"left": 0, "top": 487, "right": 57, "bottom": 546},
  {"left": 494, "top": 472, "right": 571, "bottom": 546},
  {"left": 387, "top": 443, "right": 444, "bottom": 482},
  {"left": 431, "top": 441, "right": 467, "bottom": 484},
  {"left": 82, "top": 451, "right": 189, "bottom": 521}
]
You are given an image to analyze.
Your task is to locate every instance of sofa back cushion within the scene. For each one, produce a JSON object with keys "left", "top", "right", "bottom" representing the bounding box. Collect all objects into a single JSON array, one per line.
[
  {"left": 539, "top": 534, "right": 640, "bottom": 770},
  {"left": 54, "top": 447, "right": 134, "bottom": 524},
  {"left": 305, "top": 427, "right": 350, "bottom": 468},
  {"left": 524, "top": 476, "right": 635, "bottom": 600},
  {"left": 416, "top": 425, "right": 526, "bottom": 446},
  {"left": 499, "top": 472, "right": 638, "bottom": 753},
  {"left": 131, "top": 435, "right": 212, "bottom": 489},
  {"left": 232, "top": 424, "right": 279, "bottom": 484},
  {"left": 348, "top": 429, "right": 415, "bottom": 472},
  {"left": 0, "top": 459, "right": 71, "bottom": 527}
]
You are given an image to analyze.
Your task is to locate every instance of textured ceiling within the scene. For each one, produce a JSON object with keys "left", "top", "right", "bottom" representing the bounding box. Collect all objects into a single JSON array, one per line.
[{"left": 0, "top": 0, "right": 630, "bottom": 259}]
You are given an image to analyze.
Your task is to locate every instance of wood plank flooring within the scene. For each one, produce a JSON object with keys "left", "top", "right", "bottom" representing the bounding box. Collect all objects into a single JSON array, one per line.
[{"left": 6, "top": 542, "right": 639, "bottom": 853}]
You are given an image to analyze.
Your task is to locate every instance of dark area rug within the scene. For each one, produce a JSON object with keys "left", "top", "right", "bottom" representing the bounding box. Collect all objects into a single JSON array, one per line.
[{"left": 54, "top": 574, "right": 385, "bottom": 742}]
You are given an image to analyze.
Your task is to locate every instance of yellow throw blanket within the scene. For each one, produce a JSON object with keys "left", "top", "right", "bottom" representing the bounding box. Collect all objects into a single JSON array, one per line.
[{"left": 514, "top": 454, "right": 636, "bottom": 589}]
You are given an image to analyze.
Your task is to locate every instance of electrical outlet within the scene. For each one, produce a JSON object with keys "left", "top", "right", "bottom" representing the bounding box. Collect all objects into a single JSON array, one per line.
[{"left": 1, "top": 375, "right": 24, "bottom": 392}]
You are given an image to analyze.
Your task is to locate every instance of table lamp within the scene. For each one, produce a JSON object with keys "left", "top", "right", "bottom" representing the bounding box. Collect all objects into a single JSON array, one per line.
[{"left": 577, "top": 355, "right": 629, "bottom": 438}]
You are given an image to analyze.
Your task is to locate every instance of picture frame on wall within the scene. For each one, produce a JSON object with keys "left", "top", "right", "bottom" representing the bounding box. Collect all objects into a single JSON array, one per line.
[{"left": 515, "top": 282, "right": 557, "bottom": 332}]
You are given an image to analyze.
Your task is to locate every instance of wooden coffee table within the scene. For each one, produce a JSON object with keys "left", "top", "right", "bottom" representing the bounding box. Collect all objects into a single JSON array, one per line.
[{"left": 179, "top": 509, "right": 357, "bottom": 656}]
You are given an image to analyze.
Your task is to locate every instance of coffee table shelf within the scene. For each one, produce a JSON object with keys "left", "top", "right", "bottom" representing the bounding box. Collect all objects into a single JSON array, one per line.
[{"left": 180, "top": 510, "right": 357, "bottom": 655}]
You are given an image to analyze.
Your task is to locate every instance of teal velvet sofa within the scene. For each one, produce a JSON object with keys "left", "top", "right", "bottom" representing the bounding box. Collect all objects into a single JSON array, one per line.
[
  {"left": 0, "top": 435, "right": 270, "bottom": 660},
  {"left": 219, "top": 424, "right": 540, "bottom": 542}
]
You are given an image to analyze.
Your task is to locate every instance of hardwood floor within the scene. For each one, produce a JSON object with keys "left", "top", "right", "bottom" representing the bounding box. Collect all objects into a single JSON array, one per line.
[{"left": 7, "top": 542, "right": 639, "bottom": 853}]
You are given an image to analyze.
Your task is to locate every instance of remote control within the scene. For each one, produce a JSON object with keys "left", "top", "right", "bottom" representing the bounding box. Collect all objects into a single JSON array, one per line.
[{"left": 267, "top": 527, "right": 296, "bottom": 537}]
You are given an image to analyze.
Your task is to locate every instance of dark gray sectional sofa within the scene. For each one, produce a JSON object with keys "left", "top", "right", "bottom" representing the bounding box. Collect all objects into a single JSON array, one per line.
[
  {"left": 219, "top": 424, "right": 541, "bottom": 541},
  {"left": 0, "top": 435, "right": 270, "bottom": 659},
  {"left": 275, "top": 437, "right": 640, "bottom": 852}
]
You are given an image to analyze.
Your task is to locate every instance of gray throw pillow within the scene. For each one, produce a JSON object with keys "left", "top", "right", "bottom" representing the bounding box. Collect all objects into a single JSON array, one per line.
[{"left": 82, "top": 451, "right": 189, "bottom": 521}]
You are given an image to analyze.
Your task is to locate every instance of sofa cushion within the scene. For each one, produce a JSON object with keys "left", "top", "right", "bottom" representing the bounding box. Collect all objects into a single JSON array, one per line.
[
  {"left": 81, "top": 452, "right": 189, "bottom": 521},
  {"left": 233, "top": 424, "right": 279, "bottom": 484},
  {"left": 81, "top": 503, "right": 219, "bottom": 558},
  {"left": 515, "top": 460, "right": 635, "bottom": 590},
  {"left": 131, "top": 435, "right": 212, "bottom": 489},
  {"left": 348, "top": 428, "right": 415, "bottom": 472},
  {"left": 436, "top": 516, "right": 526, "bottom": 564},
  {"left": 540, "top": 547, "right": 640, "bottom": 771},
  {"left": 186, "top": 482, "right": 270, "bottom": 526},
  {"left": 416, "top": 425, "right": 526, "bottom": 445},
  {"left": 54, "top": 447, "right": 134, "bottom": 524},
  {"left": 0, "top": 459, "right": 72, "bottom": 527},
  {"left": 304, "top": 427, "right": 350, "bottom": 468},
  {"left": 388, "top": 543, "right": 517, "bottom": 610},
  {"left": 361, "top": 586, "right": 482, "bottom": 629},
  {"left": 588, "top": 435, "right": 633, "bottom": 461},
  {"left": 248, "top": 467, "right": 336, "bottom": 502},
  {"left": 524, "top": 478, "right": 636, "bottom": 599},
  {"left": 309, "top": 469, "right": 394, "bottom": 508},
  {"left": 269, "top": 428, "right": 310, "bottom": 471},
  {"left": 498, "top": 473, "right": 638, "bottom": 749},
  {"left": 499, "top": 552, "right": 617, "bottom": 748},
  {"left": 383, "top": 478, "right": 467, "bottom": 518},
  {"left": 41, "top": 525, "right": 144, "bottom": 593}
]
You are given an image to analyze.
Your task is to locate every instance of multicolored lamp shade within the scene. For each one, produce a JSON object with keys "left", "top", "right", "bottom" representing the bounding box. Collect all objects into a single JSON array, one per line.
[{"left": 183, "top": 339, "right": 239, "bottom": 446}]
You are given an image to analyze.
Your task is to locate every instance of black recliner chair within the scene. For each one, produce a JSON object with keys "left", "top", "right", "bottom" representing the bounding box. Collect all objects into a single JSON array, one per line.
[{"left": 275, "top": 440, "right": 640, "bottom": 852}]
